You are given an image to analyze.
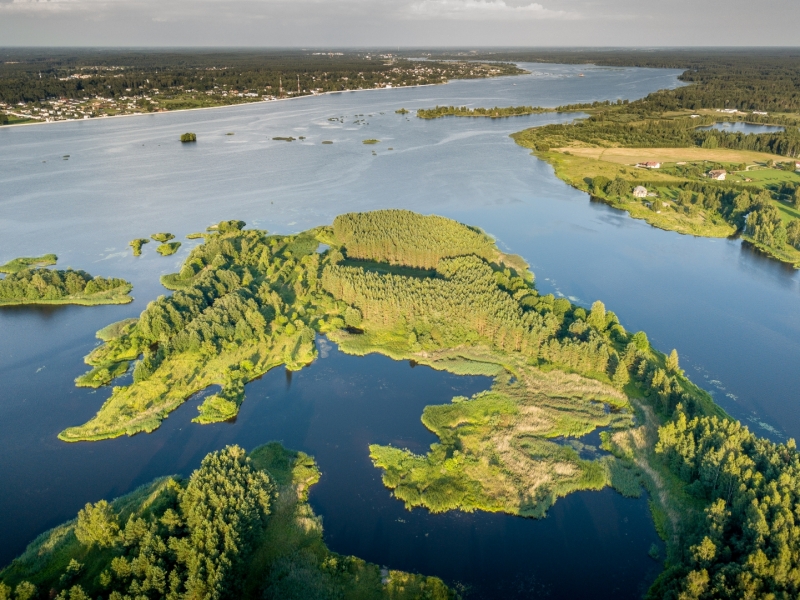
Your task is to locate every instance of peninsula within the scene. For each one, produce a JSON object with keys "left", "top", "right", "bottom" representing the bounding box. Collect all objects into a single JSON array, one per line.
[
  {"left": 0, "top": 443, "right": 453, "bottom": 600},
  {"left": 506, "top": 57, "right": 800, "bottom": 267}
]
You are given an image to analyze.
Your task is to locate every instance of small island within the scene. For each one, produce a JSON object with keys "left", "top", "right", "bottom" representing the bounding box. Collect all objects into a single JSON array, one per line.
[
  {"left": 0, "top": 254, "right": 58, "bottom": 274},
  {"left": 272, "top": 136, "right": 295, "bottom": 142},
  {"left": 362, "top": 139, "right": 380, "bottom": 145},
  {"left": 156, "top": 241, "right": 181, "bottom": 256},
  {"left": 180, "top": 132, "right": 196, "bottom": 142},
  {"left": 0, "top": 262, "right": 132, "bottom": 306},
  {"left": 415, "top": 101, "right": 604, "bottom": 120},
  {"left": 128, "top": 238, "right": 149, "bottom": 256},
  {"left": 150, "top": 232, "right": 175, "bottom": 243},
  {"left": 0, "top": 443, "right": 453, "bottom": 600}
]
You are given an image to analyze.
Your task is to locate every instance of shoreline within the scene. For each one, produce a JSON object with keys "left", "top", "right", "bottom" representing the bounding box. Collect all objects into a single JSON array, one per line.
[{"left": 0, "top": 81, "right": 446, "bottom": 129}]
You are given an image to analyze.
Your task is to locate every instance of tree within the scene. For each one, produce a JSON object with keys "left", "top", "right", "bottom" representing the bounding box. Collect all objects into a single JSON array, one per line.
[
  {"left": 591, "top": 176, "right": 610, "bottom": 194},
  {"left": 632, "top": 331, "right": 649, "bottom": 351},
  {"left": 75, "top": 500, "right": 120, "bottom": 548},
  {"left": 14, "top": 582, "right": 36, "bottom": 600},
  {"left": 666, "top": 349, "right": 680, "bottom": 374},
  {"left": 586, "top": 301, "right": 607, "bottom": 331},
  {"left": 612, "top": 362, "right": 630, "bottom": 388},
  {"left": 794, "top": 186, "right": 800, "bottom": 208},
  {"left": 787, "top": 220, "right": 800, "bottom": 248},
  {"left": 606, "top": 177, "right": 632, "bottom": 198}
]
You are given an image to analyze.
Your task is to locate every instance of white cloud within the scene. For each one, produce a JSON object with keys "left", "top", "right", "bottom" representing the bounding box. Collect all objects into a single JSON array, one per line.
[{"left": 407, "top": 0, "right": 576, "bottom": 19}]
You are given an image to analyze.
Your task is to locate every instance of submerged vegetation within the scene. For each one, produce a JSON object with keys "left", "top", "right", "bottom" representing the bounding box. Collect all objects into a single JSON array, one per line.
[
  {"left": 0, "top": 443, "right": 453, "bottom": 600},
  {"left": 0, "top": 266, "right": 132, "bottom": 306},
  {"left": 0, "top": 254, "right": 57, "bottom": 274}
]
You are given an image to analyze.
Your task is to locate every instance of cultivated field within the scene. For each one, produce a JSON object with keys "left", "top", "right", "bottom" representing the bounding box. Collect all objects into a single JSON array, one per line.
[{"left": 555, "top": 146, "right": 786, "bottom": 165}]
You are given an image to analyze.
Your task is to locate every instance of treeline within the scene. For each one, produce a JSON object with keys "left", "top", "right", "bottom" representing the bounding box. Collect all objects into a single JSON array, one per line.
[
  {"left": 426, "top": 49, "right": 800, "bottom": 113},
  {"left": 0, "top": 268, "right": 131, "bottom": 304},
  {"left": 333, "top": 210, "right": 497, "bottom": 270},
  {"left": 651, "top": 414, "right": 800, "bottom": 599}
]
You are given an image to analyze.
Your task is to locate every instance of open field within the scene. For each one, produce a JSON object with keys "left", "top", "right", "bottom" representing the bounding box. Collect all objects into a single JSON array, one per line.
[{"left": 555, "top": 146, "right": 786, "bottom": 165}]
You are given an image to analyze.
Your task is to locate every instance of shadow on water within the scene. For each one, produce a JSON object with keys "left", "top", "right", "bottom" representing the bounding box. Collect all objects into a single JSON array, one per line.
[
  {"left": 0, "top": 303, "right": 78, "bottom": 320},
  {"left": 740, "top": 239, "right": 800, "bottom": 276}
]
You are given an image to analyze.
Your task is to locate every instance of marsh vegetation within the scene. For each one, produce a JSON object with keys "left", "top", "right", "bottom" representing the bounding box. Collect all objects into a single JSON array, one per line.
[{"left": 0, "top": 254, "right": 57, "bottom": 274}]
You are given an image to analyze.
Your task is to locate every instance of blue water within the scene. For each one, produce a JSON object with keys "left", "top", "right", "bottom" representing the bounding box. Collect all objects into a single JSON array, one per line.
[
  {"left": 2, "top": 62, "right": 798, "bottom": 597},
  {"left": 699, "top": 121, "right": 785, "bottom": 134}
]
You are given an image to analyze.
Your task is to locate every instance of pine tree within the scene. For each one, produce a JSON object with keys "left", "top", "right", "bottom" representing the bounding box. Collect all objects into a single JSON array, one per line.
[{"left": 666, "top": 349, "right": 680, "bottom": 374}]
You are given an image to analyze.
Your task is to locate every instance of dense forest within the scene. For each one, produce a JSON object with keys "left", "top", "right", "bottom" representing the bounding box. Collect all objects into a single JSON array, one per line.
[
  {"left": 651, "top": 414, "right": 800, "bottom": 599},
  {"left": 0, "top": 266, "right": 132, "bottom": 306},
  {"left": 0, "top": 443, "right": 454, "bottom": 600}
]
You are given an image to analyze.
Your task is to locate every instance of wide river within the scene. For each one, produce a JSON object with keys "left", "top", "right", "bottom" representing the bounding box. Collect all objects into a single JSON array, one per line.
[{"left": 1, "top": 63, "right": 799, "bottom": 598}]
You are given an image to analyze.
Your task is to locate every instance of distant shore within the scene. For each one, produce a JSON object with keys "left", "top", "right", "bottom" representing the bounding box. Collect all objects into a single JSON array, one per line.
[{"left": 0, "top": 82, "right": 444, "bottom": 129}]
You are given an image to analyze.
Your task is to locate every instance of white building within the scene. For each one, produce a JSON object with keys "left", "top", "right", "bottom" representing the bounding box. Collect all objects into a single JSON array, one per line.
[{"left": 633, "top": 186, "right": 648, "bottom": 198}]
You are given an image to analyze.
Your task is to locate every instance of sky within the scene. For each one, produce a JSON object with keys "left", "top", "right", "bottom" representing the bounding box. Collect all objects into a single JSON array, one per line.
[{"left": 0, "top": 0, "right": 799, "bottom": 47}]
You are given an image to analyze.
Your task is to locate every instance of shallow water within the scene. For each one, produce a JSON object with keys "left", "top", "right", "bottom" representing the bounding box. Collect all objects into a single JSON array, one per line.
[{"left": 1, "top": 62, "right": 799, "bottom": 597}]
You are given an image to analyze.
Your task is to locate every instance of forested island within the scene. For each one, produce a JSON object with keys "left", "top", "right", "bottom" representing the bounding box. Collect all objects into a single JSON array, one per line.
[
  {"left": 0, "top": 443, "right": 453, "bottom": 600},
  {"left": 0, "top": 260, "right": 132, "bottom": 306},
  {"left": 25, "top": 210, "right": 792, "bottom": 598},
  {"left": 416, "top": 101, "right": 605, "bottom": 120},
  {"left": 503, "top": 53, "right": 800, "bottom": 267}
]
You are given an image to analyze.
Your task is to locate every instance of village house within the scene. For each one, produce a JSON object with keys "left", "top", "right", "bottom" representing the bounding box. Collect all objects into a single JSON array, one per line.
[
  {"left": 633, "top": 186, "right": 648, "bottom": 198},
  {"left": 636, "top": 161, "right": 661, "bottom": 169},
  {"left": 707, "top": 169, "right": 727, "bottom": 180},
  {"left": 795, "top": 162, "right": 800, "bottom": 171}
]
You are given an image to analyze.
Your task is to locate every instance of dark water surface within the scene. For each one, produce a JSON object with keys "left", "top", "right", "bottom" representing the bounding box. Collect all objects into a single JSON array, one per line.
[{"left": 1, "top": 62, "right": 798, "bottom": 597}]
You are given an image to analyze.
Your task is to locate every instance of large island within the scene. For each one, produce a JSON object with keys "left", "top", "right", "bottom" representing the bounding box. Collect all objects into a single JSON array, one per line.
[{"left": 4, "top": 210, "right": 797, "bottom": 599}]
